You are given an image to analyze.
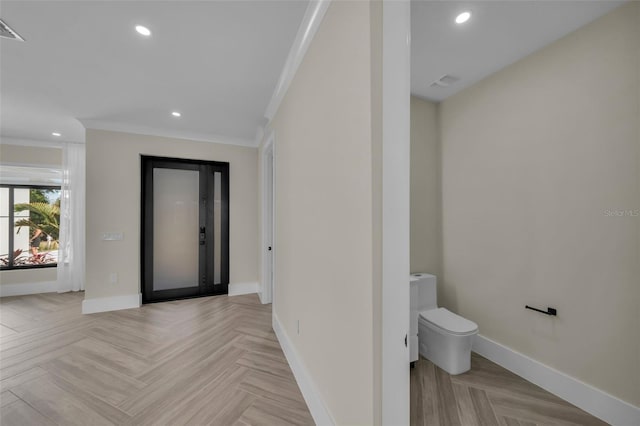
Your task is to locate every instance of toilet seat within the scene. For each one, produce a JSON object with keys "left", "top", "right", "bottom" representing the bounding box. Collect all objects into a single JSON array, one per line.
[{"left": 419, "top": 307, "right": 478, "bottom": 336}]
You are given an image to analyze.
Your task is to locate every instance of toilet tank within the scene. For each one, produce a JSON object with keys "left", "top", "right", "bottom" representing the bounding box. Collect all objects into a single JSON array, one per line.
[
  {"left": 410, "top": 273, "right": 438, "bottom": 313},
  {"left": 410, "top": 273, "right": 438, "bottom": 363}
]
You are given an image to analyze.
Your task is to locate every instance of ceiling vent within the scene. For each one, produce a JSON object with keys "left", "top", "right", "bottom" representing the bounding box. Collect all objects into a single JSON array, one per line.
[
  {"left": 0, "top": 19, "right": 24, "bottom": 41},
  {"left": 431, "top": 74, "right": 459, "bottom": 88}
]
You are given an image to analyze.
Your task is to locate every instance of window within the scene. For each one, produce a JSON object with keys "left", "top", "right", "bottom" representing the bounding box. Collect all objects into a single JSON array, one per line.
[{"left": 0, "top": 185, "right": 61, "bottom": 269}]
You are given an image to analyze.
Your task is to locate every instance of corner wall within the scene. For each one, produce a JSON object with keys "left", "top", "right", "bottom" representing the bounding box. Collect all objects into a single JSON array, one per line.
[
  {"left": 438, "top": 3, "right": 639, "bottom": 406},
  {"left": 85, "top": 129, "right": 258, "bottom": 303},
  {"left": 269, "top": 1, "right": 377, "bottom": 423},
  {"left": 410, "top": 97, "right": 441, "bottom": 278}
]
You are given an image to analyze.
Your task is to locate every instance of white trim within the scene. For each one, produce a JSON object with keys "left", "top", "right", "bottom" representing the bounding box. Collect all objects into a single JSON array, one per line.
[
  {"left": 0, "top": 281, "right": 57, "bottom": 297},
  {"left": 82, "top": 293, "right": 141, "bottom": 314},
  {"left": 260, "top": 131, "right": 275, "bottom": 305},
  {"left": 474, "top": 335, "right": 640, "bottom": 426},
  {"left": 272, "top": 313, "right": 335, "bottom": 426},
  {"left": 228, "top": 281, "right": 259, "bottom": 297},
  {"left": 0, "top": 163, "right": 63, "bottom": 186},
  {"left": 263, "top": 0, "right": 331, "bottom": 121},
  {"left": 0, "top": 161, "right": 61, "bottom": 169},
  {"left": 0, "top": 137, "right": 80, "bottom": 148},
  {"left": 380, "top": 1, "right": 412, "bottom": 424},
  {"left": 80, "top": 120, "right": 256, "bottom": 148}
]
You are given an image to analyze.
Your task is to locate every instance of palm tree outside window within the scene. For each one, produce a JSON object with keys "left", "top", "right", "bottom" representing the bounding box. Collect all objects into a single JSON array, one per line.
[{"left": 0, "top": 185, "right": 61, "bottom": 268}]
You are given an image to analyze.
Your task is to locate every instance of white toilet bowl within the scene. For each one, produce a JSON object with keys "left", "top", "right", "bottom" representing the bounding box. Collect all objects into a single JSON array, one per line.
[{"left": 418, "top": 307, "right": 478, "bottom": 375}]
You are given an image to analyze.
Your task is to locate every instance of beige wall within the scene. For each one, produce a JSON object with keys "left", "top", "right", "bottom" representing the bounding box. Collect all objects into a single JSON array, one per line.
[
  {"left": 85, "top": 129, "right": 258, "bottom": 301},
  {"left": 0, "top": 268, "right": 57, "bottom": 286},
  {"left": 410, "top": 97, "right": 441, "bottom": 278},
  {"left": 369, "top": 1, "right": 382, "bottom": 422},
  {"left": 269, "top": 1, "right": 377, "bottom": 423},
  {"left": 438, "top": 3, "right": 639, "bottom": 405},
  {"left": 0, "top": 143, "right": 61, "bottom": 286},
  {"left": 0, "top": 144, "right": 62, "bottom": 166}
]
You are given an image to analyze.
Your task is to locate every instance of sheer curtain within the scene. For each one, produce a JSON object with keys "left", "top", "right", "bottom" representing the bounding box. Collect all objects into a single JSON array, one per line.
[{"left": 57, "top": 143, "right": 85, "bottom": 292}]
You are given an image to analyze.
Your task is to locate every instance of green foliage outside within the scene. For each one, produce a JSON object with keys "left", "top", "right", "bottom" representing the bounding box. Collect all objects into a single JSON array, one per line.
[{"left": 14, "top": 189, "right": 61, "bottom": 241}]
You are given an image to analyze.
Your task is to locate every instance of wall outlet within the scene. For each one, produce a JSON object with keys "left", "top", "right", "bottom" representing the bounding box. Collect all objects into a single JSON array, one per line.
[
  {"left": 296, "top": 319, "right": 300, "bottom": 335},
  {"left": 109, "top": 273, "right": 118, "bottom": 284}
]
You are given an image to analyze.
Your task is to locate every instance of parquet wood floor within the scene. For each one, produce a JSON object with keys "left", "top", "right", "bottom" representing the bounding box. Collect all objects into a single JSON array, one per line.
[
  {"left": 411, "top": 353, "right": 607, "bottom": 426},
  {"left": 0, "top": 292, "right": 313, "bottom": 426}
]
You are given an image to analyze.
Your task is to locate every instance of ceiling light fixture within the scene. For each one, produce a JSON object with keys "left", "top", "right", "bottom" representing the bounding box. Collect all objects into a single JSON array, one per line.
[
  {"left": 52, "top": 132, "right": 61, "bottom": 137},
  {"left": 455, "top": 11, "right": 471, "bottom": 24},
  {"left": 171, "top": 111, "right": 181, "bottom": 117},
  {"left": 135, "top": 25, "right": 151, "bottom": 36}
]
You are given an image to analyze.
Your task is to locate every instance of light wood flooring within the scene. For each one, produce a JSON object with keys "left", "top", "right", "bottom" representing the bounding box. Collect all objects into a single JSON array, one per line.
[
  {"left": 0, "top": 292, "right": 313, "bottom": 426},
  {"left": 411, "top": 353, "right": 607, "bottom": 426},
  {"left": 1, "top": 292, "right": 612, "bottom": 426}
]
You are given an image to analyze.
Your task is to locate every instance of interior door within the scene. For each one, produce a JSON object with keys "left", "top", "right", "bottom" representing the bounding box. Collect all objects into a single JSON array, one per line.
[{"left": 141, "top": 156, "right": 229, "bottom": 303}]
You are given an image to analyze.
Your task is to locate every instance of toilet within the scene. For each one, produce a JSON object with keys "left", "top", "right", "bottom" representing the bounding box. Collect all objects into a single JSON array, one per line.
[{"left": 410, "top": 273, "right": 478, "bottom": 375}]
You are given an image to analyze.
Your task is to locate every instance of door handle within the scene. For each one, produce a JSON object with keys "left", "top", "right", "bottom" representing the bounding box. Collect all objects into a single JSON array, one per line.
[{"left": 199, "top": 227, "right": 206, "bottom": 245}]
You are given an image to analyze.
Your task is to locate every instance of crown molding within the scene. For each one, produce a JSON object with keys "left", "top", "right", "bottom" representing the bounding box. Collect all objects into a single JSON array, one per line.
[
  {"left": 0, "top": 136, "right": 77, "bottom": 148},
  {"left": 80, "top": 119, "right": 256, "bottom": 148},
  {"left": 264, "top": 0, "right": 331, "bottom": 122}
]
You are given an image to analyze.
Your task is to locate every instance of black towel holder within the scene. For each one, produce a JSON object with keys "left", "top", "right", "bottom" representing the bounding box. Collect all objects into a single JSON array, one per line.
[{"left": 525, "top": 305, "right": 557, "bottom": 316}]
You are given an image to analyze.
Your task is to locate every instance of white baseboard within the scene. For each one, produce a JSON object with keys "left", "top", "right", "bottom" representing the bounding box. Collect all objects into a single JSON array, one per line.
[
  {"left": 228, "top": 281, "right": 259, "bottom": 297},
  {"left": 82, "top": 294, "right": 141, "bottom": 314},
  {"left": 474, "top": 334, "right": 640, "bottom": 426},
  {"left": 256, "top": 281, "right": 272, "bottom": 304},
  {"left": 0, "top": 281, "right": 57, "bottom": 297},
  {"left": 272, "top": 313, "right": 335, "bottom": 426}
]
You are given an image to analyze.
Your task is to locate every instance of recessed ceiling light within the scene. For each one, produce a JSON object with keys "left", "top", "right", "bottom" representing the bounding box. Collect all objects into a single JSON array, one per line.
[
  {"left": 52, "top": 132, "right": 61, "bottom": 137},
  {"left": 455, "top": 11, "right": 471, "bottom": 24},
  {"left": 135, "top": 25, "right": 151, "bottom": 36},
  {"left": 171, "top": 111, "right": 181, "bottom": 117}
]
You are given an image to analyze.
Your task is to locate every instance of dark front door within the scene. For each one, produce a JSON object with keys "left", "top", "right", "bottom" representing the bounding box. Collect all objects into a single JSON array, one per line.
[{"left": 141, "top": 156, "right": 229, "bottom": 303}]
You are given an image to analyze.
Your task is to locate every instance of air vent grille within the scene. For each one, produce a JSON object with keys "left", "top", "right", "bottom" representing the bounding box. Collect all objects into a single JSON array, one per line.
[
  {"left": 0, "top": 19, "right": 24, "bottom": 41},
  {"left": 430, "top": 74, "right": 459, "bottom": 88}
]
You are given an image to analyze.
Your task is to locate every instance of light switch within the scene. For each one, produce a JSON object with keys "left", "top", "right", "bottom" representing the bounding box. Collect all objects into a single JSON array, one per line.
[{"left": 101, "top": 232, "right": 124, "bottom": 241}]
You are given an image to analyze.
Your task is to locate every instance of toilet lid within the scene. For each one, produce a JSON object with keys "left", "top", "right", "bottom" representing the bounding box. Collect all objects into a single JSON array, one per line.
[{"left": 419, "top": 308, "right": 478, "bottom": 335}]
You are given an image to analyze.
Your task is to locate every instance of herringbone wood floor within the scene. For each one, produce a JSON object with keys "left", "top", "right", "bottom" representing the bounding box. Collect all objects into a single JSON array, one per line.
[
  {"left": 0, "top": 292, "right": 313, "bottom": 426},
  {"left": 1, "top": 292, "right": 611, "bottom": 426},
  {"left": 411, "top": 353, "right": 607, "bottom": 426}
]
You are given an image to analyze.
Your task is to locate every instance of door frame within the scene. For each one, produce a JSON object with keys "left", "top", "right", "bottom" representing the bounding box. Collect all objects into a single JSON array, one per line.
[
  {"left": 380, "top": 1, "right": 411, "bottom": 424},
  {"left": 260, "top": 131, "right": 275, "bottom": 305},
  {"left": 140, "top": 155, "right": 230, "bottom": 304}
]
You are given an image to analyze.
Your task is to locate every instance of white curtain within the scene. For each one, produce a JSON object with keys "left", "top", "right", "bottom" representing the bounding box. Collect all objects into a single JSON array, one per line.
[{"left": 57, "top": 143, "right": 85, "bottom": 292}]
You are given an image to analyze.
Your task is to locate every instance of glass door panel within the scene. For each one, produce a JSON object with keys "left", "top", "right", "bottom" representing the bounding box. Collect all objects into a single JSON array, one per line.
[
  {"left": 213, "top": 171, "right": 222, "bottom": 285},
  {"left": 152, "top": 168, "right": 200, "bottom": 291}
]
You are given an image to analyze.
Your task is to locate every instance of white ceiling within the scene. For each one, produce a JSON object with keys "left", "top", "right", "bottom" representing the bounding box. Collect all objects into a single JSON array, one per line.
[
  {"left": 411, "top": 0, "right": 625, "bottom": 102},
  {"left": 0, "top": 1, "right": 308, "bottom": 145},
  {"left": 2, "top": 1, "right": 626, "bottom": 145}
]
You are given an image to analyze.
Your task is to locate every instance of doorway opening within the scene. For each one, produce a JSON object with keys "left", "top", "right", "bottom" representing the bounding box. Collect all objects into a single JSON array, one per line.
[
  {"left": 141, "top": 156, "right": 229, "bottom": 303},
  {"left": 261, "top": 136, "right": 274, "bottom": 304}
]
